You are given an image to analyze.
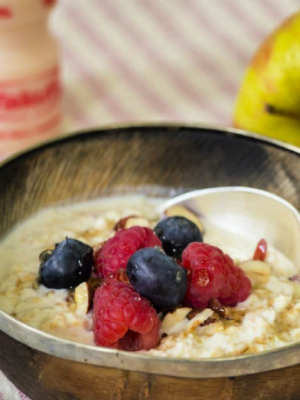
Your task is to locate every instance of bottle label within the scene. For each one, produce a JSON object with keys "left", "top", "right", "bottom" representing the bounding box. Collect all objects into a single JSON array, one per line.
[{"left": 0, "top": 66, "right": 62, "bottom": 141}]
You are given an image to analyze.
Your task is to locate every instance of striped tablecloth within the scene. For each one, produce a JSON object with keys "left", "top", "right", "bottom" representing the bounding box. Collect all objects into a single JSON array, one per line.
[{"left": 0, "top": 0, "right": 299, "bottom": 398}]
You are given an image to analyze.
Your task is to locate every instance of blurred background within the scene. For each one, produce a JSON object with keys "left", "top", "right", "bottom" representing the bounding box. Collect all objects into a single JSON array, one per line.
[
  {"left": 1, "top": 1, "right": 300, "bottom": 398},
  {"left": 51, "top": 0, "right": 299, "bottom": 133}
]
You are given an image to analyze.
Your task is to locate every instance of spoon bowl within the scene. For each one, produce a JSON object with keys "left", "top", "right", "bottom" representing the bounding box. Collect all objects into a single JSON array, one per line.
[{"left": 158, "top": 186, "right": 300, "bottom": 276}]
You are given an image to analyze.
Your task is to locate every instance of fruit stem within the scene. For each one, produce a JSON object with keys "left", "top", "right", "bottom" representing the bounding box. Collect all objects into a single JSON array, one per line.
[{"left": 265, "top": 104, "right": 300, "bottom": 120}]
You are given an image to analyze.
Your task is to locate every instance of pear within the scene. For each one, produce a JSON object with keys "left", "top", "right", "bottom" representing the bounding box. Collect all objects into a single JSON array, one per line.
[{"left": 233, "top": 12, "right": 300, "bottom": 146}]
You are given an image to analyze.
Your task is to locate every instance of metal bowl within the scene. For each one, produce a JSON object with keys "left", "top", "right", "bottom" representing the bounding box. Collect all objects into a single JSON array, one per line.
[{"left": 1, "top": 123, "right": 300, "bottom": 400}]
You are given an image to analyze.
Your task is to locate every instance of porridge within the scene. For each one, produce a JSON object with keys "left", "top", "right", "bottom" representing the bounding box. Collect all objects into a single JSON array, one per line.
[{"left": 0, "top": 195, "right": 300, "bottom": 358}]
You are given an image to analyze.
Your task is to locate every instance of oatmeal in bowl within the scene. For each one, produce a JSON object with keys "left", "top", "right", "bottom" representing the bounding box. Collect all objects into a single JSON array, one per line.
[
  {"left": 3, "top": 124, "right": 300, "bottom": 400},
  {"left": 1, "top": 193, "right": 300, "bottom": 359}
]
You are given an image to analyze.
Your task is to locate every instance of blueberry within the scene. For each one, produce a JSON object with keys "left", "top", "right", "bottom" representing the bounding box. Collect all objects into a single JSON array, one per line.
[
  {"left": 154, "top": 216, "right": 203, "bottom": 259},
  {"left": 38, "top": 238, "right": 93, "bottom": 289},
  {"left": 126, "top": 247, "right": 188, "bottom": 311}
]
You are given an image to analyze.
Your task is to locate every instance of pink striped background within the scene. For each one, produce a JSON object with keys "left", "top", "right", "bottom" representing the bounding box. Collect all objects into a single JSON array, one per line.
[
  {"left": 1, "top": 0, "right": 299, "bottom": 398},
  {"left": 54, "top": 0, "right": 299, "bottom": 132}
]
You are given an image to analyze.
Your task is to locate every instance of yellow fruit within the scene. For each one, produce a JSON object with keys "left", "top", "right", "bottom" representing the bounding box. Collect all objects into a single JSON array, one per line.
[{"left": 233, "top": 12, "right": 300, "bottom": 146}]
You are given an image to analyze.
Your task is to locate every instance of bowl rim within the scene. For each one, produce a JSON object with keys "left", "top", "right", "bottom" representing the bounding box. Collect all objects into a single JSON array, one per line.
[
  {"left": 1, "top": 121, "right": 300, "bottom": 170},
  {"left": 1, "top": 122, "right": 300, "bottom": 379}
]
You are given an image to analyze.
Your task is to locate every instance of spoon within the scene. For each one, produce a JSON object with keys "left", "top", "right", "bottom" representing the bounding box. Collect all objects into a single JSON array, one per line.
[{"left": 157, "top": 187, "right": 300, "bottom": 276}]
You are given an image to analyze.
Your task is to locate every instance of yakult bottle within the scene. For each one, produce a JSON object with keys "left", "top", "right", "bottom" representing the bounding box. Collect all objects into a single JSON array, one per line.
[{"left": 0, "top": 0, "right": 61, "bottom": 159}]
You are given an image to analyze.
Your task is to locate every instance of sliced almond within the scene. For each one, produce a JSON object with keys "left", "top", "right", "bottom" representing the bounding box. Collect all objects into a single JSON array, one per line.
[
  {"left": 74, "top": 282, "right": 90, "bottom": 313},
  {"left": 124, "top": 216, "right": 151, "bottom": 229},
  {"left": 186, "top": 308, "right": 214, "bottom": 333},
  {"left": 165, "top": 205, "right": 204, "bottom": 233},
  {"left": 79, "top": 228, "right": 106, "bottom": 244},
  {"left": 161, "top": 307, "right": 192, "bottom": 330},
  {"left": 187, "top": 309, "right": 203, "bottom": 320},
  {"left": 114, "top": 215, "right": 151, "bottom": 231},
  {"left": 74, "top": 277, "right": 102, "bottom": 313},
  {"left": 239, "top": 260, "right": 271, "bottom": 286}
]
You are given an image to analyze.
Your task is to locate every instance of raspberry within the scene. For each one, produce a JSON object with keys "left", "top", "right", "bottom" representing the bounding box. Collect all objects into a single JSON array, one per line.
[
  {"left": 93, "top": 279, "right": 160, "bottom": 350},
  {"left": 181, "top": 243, "right": 252, "bottom": 308},
  {"left": 95, "top": 226, "right": 161, "bottom": 278}
]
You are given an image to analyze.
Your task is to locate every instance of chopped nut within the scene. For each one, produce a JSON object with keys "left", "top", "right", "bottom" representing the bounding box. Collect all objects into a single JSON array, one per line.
[
  {"left": 199, "top": 316, "right": 217, "bottom": 327},
  {"left": 164, "top": 205, "right": 204, "bottom": 233},
  {"left": 239, "top": 260, "right": 271, "bottom": 286},
  {"left": 114, "top": 215, "right": 151, "bottom": 231},
  {"left": 187, "top": 309, "right": 218, "bottom": 327},
  {"left": 187, "top": 309, "right": 203, "bottom": 320},
  {"left": 232, "top": 343, "right": 249, "bottom": 355},
  {"left": 209, "top": 298, "right": 232, "bottom": 320},
  {"left": 161, "top": 307, "right": 192, "bottom": 329},
  {"left": 74, "top": 282, "right": 90, "bottom": 313},
  {"left": 73, "top": 277, "right": 102, "bottom": 313},
  {"left": 124, "top": 217, "right": 151, "bottom": 229},
  {"left": 186, "top": 309, "right": 214, "bottom": 333},
  {"left": 79, "top": 228, "right": 105, "bottom": 243}
]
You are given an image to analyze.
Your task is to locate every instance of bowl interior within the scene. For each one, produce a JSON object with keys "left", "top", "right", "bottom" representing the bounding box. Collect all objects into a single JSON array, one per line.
[{"left": 1, "top": 125, "right": 300, "bottom": 240}]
